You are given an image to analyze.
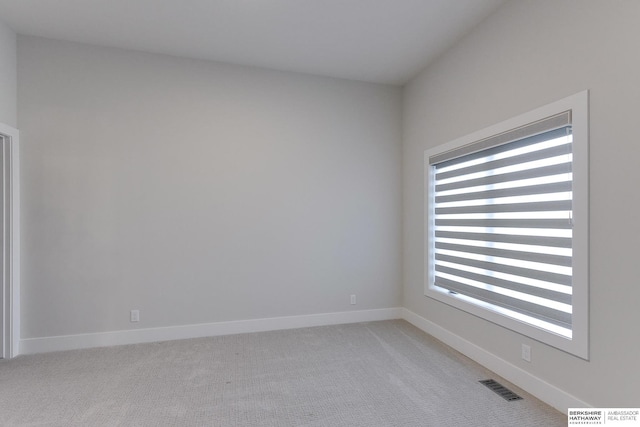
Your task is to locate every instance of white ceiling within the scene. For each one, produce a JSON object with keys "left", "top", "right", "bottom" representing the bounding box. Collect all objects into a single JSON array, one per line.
[{"left": 0, "top": 0, "right": 505, "bottom": 85}]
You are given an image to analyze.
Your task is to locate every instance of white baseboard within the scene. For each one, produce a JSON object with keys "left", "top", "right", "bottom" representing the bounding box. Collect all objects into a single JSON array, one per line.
[
  {"left": 401, "top": 308, "right": 589, "bottom": 414},
  {"left": 19, "top": 307, "right": 403, "bottom": 355}
]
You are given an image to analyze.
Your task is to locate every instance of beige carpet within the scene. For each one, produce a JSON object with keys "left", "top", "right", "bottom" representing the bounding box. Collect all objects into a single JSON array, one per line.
[{"left": 0, "top": 320, "right": 566, "bottom": 426}]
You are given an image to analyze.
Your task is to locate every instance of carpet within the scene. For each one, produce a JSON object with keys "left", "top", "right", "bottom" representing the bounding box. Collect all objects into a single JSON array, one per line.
[{"left": 0, "top": 320, "right": 566, "bottom": 426}]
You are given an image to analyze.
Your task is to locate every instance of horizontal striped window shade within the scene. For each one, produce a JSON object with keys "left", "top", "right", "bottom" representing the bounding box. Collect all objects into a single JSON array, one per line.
[{"left": 428, "top": 112, "right": 574, "bottom": 338}]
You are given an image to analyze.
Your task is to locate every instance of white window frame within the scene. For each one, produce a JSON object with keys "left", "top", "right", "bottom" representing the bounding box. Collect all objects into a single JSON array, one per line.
[{"left": 424, "top": 91, "right": 589, "bottom": 359}]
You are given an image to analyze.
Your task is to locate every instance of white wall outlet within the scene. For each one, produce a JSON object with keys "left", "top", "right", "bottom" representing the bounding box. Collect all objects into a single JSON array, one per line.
[
  {"left": 350, "top": 295, "right": 356, "bottom": 305},
  {"left": 130, "top": 309, "right": 140, "bottom": 322},
  {"left": 521, "top": 344, "right": 531, "bottom": 362}
]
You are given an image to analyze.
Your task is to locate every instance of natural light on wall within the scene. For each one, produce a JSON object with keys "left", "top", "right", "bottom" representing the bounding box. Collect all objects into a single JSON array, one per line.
[{"left": 424, "top": 91, "right": 589, "bottom": 359}]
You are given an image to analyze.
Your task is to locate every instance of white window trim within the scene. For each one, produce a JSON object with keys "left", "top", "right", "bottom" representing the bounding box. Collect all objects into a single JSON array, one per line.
[{"left": 424, "top": 91, "right": 589, "bottom": 359}]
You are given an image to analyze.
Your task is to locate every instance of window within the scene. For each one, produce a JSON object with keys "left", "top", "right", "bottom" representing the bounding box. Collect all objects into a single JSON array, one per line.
[{"left": 424, "top": 91, "right": 588, "bottom": 359}]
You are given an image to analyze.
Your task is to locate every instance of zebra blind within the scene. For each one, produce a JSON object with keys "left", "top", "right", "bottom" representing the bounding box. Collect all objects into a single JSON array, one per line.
[{"left": 428, "top": 111, "right": 574, "bottom": 337}]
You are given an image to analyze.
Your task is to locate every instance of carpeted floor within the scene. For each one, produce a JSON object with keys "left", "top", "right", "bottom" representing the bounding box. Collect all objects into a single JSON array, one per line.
[{"left": 0, "top": 320, "right": 566, "bottom": 426}]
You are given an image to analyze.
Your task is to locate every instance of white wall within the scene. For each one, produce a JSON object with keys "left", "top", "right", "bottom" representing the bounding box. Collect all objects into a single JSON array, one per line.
[
  {"left": 403, "top": 0, "right": 640, "bottom": 407},
  {"left": 0, "top": 20, "right": 16, "bottom": 127},
  {"left": 18, "top": 36, "right": 402, "bottom": 339}
]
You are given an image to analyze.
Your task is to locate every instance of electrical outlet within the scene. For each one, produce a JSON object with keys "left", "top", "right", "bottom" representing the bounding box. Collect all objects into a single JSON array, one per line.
[
  {"left": 350, "top": 295, "right": 356, "bottom": 305},
  {"left": 521, "top": 344, "right": 531, "bottom": 362},
  {"left": 130, "top": 309, "right": 140, "bottom": 322}
]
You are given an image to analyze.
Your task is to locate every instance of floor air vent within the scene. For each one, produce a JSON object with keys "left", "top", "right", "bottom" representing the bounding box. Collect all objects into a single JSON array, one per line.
[{"left": 479, "top": 379, "right": 523, "bottom": 401}]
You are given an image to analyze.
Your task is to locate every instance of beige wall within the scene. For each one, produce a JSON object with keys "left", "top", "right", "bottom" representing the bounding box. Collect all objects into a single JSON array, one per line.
[
  {"left": 0, "top": 19, "right": 16, "bottom": 127},
  {"left": 18, "top": 36, "right": 402, "bottom": 339},
  {"left": 403, "top": 0, "right": 640, "bottom": 407}
]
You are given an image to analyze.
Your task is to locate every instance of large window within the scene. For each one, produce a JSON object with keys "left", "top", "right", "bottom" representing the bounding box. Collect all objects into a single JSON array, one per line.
[{"left": 424, "top": 91, "right": 588, "bottom": 359}]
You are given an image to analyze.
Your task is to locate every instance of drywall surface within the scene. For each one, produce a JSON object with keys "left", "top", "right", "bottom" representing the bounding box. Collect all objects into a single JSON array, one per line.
[
  {"left": 0, "top": 19, "right": 16, "bottom": 127},
  {"left": 18, "top": 36, "right": 402, "bottom": 339},
  {"left": 403, "top": 0, "right": 640, "bottom": 408}
]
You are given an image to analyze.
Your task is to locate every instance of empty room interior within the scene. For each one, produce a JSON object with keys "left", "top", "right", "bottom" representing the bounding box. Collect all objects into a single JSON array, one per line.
[{"left": 1, "top": 0, "right": 639, "bottom": 425}]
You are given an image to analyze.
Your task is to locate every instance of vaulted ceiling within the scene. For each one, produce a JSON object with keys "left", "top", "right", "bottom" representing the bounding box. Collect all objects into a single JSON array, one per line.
[{"left": 0, "top": 0, "right": 505, "bottom": 84}]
